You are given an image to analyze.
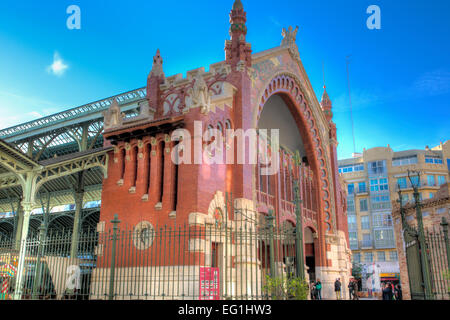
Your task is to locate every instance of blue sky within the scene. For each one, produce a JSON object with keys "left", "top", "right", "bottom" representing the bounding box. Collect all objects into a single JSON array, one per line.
[{"left": 0, "top": 0, "right": 449, "bottom": 159}]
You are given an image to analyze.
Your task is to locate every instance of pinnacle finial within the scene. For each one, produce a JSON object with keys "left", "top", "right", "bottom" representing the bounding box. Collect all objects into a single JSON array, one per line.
[
  {"left": 232, "top": 0, "right": 244, "bottom": 10},
  {"left": 150, "top": 49, "right": 165, "bottom": 79}
]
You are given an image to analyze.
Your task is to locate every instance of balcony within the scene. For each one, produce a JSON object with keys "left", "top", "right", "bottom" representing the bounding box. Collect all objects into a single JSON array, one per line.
[
  {"left": 356, "top": 187, "right": 368, "bottom": 194},
  {"left": 374, "top": 239, "right": 396, "bottom": 249},
  {"left": 256, "top": 191, "right": 275, "bottom": 209},
  {"left": 359, "top": 239, "right": 373, "bottom": 249}
]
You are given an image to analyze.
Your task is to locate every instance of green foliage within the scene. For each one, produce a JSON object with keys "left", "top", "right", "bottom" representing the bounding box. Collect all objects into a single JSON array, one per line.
[
  {"left": 263, "top": 275, "right": 309, "bottom": 300},
  {"left": 443, "top": 269, "right": 450, "bottom": 280},
  {"left": 352, "top": 262, "right": 363, "bottom": 279}
]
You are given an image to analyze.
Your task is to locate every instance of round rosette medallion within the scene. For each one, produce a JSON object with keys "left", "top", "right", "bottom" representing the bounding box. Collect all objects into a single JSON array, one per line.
[{"left": 133, "top": 221, "right": 155, "bottom": 250}]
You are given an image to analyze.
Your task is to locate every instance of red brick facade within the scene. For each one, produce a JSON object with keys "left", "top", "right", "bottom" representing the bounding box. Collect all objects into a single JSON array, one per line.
[{"left": 97, "top": 1, "right": 350, "bottom": 286}]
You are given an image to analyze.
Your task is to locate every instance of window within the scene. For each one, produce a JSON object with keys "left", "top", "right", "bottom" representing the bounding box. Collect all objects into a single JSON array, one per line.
[
  {"left": 360, "top": 199, "right": 368, "bottom": 212},
  {"left": 429, "top": 193, "right": 435, "bottom": 199},
  {"left": 438, "top": 175, "right": 446, "bottom": 186},
  {"left": 392, "top": 155, "right": 418, "bottom": 166},
  {"left": 364, "top": 252, "right": 373, "bottom": 262},
  {"left": 348, "top": 183, "right": 355, "bottom": 194},
  {"left": 427, "top": 175, "right": 436, "bottom": 186},
  {"left": 358, "top": 182, "right": 367, "bottom": 193},
  {"left": 348, "top": 215, "right": 357, "bottom": 230},
  {"left": 389, "top": 251, "right": 398, "bottom": 261},
  {"left": 401, "top": 194, "right": 409, "bottom": 204},
  {"left": 368, "top": 160, "right": 386, "bottom": 175},
  {"left": 397, "top": 177, "right": 407, "bottom": 189},
  {"left": 370, "top": 178, "right": 389, "bottom": 192},
  {"left": 349, "top": 232, "right": 358, "bottom": 250},
  {"left": 339, "top": 164, "right": 364, "bottom": 174},
  {"left": 425, "top": 156, "right": 443, "bottom": 164},
  {"left": 362, "top": 233, "right": 372, "bottom": 247},
  {"left": 347, "top": 197, "right": 355, "bottom": 212},
  {"left": 370, "top": 193, "right": 391, "bottom": 210},
  {"left": 377, "top": 251, "right": 386, "bottom": 262},
  {"left": 409, "top": 175, "right": 420, "bottom": 187},
  {"left": 374, "top": 229, "right": 395, "bottom": 248},
  {"left": 361, "top": 216, "right": 370, "bottom": 230},
  {"left": 436, "top": 208, "right": 447, "bottom": 214},
  {"left": 352, "top": 253, "right": 361, "bottom": 263},
  {"left": 373, "top": 213, "right": 393, "bottom": 227},
  {"left": 423, "top": 211, "right": 430, "bottom": 217}
]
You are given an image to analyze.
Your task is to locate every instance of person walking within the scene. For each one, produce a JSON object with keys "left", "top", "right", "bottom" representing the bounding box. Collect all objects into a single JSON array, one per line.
[
  {"left": 348, "top": 279, "right": 354, "bottom": 300},
  {"left": 382, "top": 282, "right": 394, "bottom": 300},
  {"left": 334, "top": 278, "right": 342, "bottom": 300},
  {"left": 310, "top": 281, "right": 316, "bottom": 300},
  {"left": 352, "top": 279, "right": 359, "bottom": 300},
  {"left": 315, "top": 279, "right": 322, "bottom": 300},
  {"left": 394, "top": 284, "right": 402, "bottom": 300}
]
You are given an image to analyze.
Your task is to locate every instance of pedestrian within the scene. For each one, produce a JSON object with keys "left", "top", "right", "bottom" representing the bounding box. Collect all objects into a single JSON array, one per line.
[
  {"left": 310, "top": 281, "right": 316, "bottom": 300},
  {"left": 394, "top": 284, "right": 402, "bottom": 300},
  {"left": 352, "top": 279, "right": 359, "bottom": 300},
  {"left": 382, "top": 282, "right": 393, "bottom": 300},
  {"left": 334, "top": 278, "right": 342, "bottom": 300},
  {"left": 315, "top": 279, "right": 322, "bottom": 300},
  {"left": 348, "top": 279, "right": 354, "bottom": 300}
]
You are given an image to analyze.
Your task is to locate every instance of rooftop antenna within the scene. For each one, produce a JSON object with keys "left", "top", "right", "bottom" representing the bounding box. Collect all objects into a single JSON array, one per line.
[
  {"left": 322, "top": 61, "right": 326, "bottom": 89},
  {"left": 346, "top": 55, "right": 357, "bottom": 156}
]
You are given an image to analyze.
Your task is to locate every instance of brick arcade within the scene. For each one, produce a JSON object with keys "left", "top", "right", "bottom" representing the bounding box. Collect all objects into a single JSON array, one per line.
[{"left": 92, "top": 0, "right": 352, "bottom": 299}]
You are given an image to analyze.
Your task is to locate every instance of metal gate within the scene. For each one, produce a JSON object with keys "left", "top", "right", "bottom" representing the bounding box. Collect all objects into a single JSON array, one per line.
[
  {"left": 402, "top": 215, "right": 450, "bottom": 300},
  {"left": 404, "top": 229, "right": 426, "bottom": 299}
]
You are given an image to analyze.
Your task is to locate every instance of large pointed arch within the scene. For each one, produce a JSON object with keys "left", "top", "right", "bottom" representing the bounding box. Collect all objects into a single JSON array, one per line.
[{"left": 252, "top": 72, "right": 334, "bottom": 267}]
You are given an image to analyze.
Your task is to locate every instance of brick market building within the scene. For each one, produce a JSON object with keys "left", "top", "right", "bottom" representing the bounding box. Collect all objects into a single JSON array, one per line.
[{"left": 92, "top": 0, "right": 352, "bottom": 299}]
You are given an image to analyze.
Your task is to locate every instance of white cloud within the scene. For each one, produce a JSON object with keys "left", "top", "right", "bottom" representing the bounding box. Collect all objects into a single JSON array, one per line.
[
  {"left": 47, "top": 52, "right": 69, "bottom": 76},
  {"left": 0, "top": 90, "right": 60, "bottom": 129}
]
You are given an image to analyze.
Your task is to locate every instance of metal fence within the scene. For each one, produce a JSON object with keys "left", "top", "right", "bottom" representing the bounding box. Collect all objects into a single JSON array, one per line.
[
  {"left": 0, "top": 212, "right": 306, "bottom": 300},
  {"left": 425, "top": 222, "right": 450, "bottom": 300}
]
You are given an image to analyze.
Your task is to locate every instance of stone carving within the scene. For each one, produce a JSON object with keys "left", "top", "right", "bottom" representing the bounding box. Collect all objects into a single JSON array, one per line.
[
  {"left": 281, "top": 26, "right": 300, "bottom": 60},
  {"left": 103, "top": 98, "right": 124, "bottom": 130},
  {"left": 188, "top": 73, "right": 211, "bottom": 114}
]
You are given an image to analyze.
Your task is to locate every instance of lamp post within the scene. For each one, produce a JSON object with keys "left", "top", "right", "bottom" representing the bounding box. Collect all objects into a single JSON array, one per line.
[
  {"left": 407, "top": 169, "right": 433, "bottom": 299},
  {"left": 292, "top": 151, "right": 305, "bottom": 280}
]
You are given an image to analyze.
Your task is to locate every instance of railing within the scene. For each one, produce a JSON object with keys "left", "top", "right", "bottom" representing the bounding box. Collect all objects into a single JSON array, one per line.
[
  {"left": 374, "top": 239, "right": 396, "bottom": 249},
  {"left": 281, "top": 200, "right": 295, "bottom": 215},
  {"left": 0, "top": 215, "right": 308, "bottom": 301},
  {"left": 359, "top": 239, "right": 373, "bottom": 249},
  {"left": 349, "top": 241, "right": 358, "bottom": 250},
  {"left": 256, "top": 191, "right": 275, "bottom": 209}
]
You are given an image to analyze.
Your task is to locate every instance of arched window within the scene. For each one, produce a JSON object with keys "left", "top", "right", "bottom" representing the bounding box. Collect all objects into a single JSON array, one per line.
[
  {"left": 225, "top": 119, "right": 232, "bottom": 130},
  {"left": 217, "top": 122, "right": 223, "bottom": 135}
]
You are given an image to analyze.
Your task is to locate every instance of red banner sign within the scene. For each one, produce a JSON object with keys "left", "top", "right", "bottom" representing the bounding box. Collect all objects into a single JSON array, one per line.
[{"left": 199, "top": 267, "right": 220, "bottom": 300}]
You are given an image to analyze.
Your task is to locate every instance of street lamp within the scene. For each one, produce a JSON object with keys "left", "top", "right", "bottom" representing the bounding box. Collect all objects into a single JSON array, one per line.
[
  {"left": 407, "top": 169, "right": 433, "bottom": 299},
  {"left": 291, "top": 151, "right": 305, "bottom": 280}
]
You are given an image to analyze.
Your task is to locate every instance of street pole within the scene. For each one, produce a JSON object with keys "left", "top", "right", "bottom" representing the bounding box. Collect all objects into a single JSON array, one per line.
[
  {"left": 440, "top": 217, "right": 450, "bottom": 280},
  {"left": 266, "top": 210, "right": 275, "bottom": 278},
  {"left": 292, "top": 151, "right": 305, "bottom": 280},
  {"left": 408, "top": 170, "right": 433, "bottom": 299},
  {"left": 109, "top": 214, "right": 120, "bottom": 300},
  {"left": 32, "top": 223, "right": 46, "bottom": 299}
]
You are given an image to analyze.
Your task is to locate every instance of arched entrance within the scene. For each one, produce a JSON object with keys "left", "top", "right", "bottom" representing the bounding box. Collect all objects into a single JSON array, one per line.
[
  {"left": 253, "top": 73, "right": 335, "bottom": 271},
  {"left": 304, "top": 227, "right": 316, "bottom": 281}
]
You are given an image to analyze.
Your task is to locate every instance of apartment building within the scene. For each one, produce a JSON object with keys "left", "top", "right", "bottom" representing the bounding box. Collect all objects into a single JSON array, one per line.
[{"left": 338, "top": 140, "right": 450, "bottom": 291}]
